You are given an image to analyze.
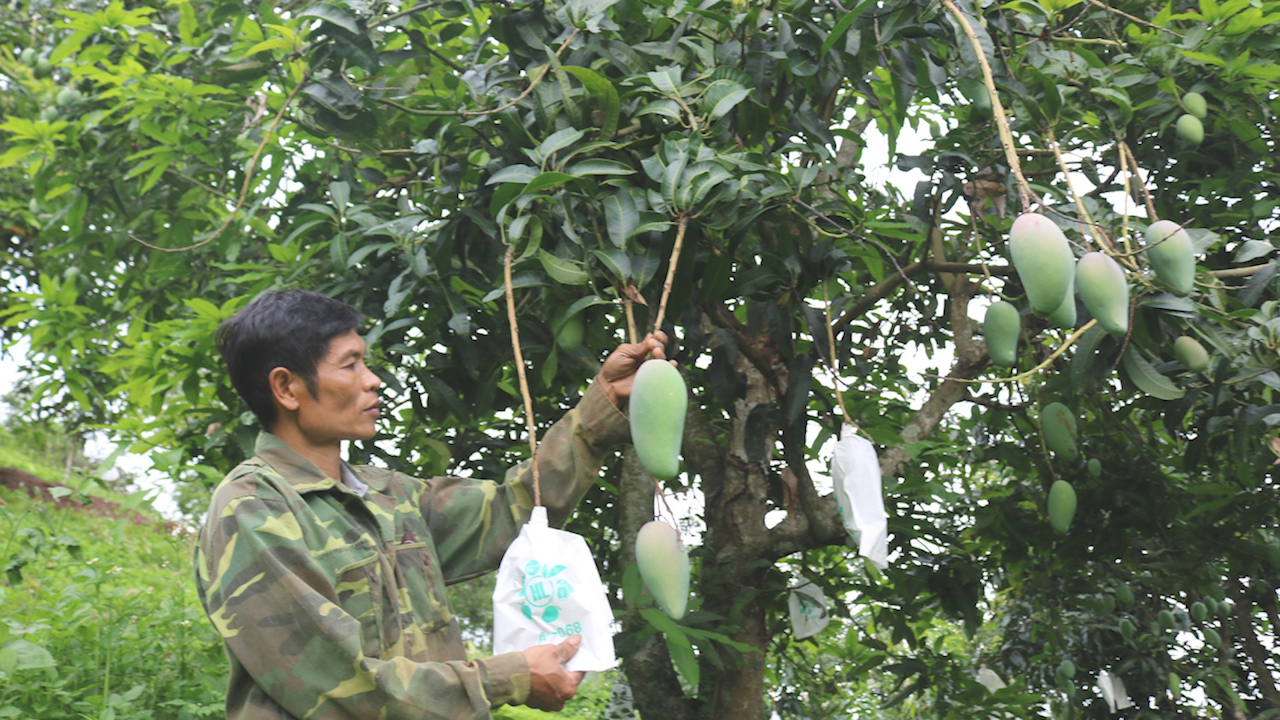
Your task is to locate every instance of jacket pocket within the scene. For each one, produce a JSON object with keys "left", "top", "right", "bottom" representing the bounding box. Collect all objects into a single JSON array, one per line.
[
  {"left": 334, "top": 550, "right": 383, "bottom": 657},
  {"left": 391, "top": 539, "right": 453, "bottom": 637}
]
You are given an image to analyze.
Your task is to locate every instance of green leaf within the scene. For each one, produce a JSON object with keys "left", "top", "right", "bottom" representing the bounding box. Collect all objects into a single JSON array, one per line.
[
  {"left": 821, "top": 0, "right": 877, "bottom": 58},
  {"left": 1122, "top": 348, "right": 1185, "bottom": 400},
  {"left": 559, "top": 66, "right": 621, "bottom": 139},
  {"left": 4, "top": 639, "right": 55, "bottom": 670},
  {"left": 567, "top": 159, "right": 635, "bottom": 177},
  {"left": 524, "top": 172, "right": 574, "bottom": 195},
  {"left": 603, "top": 189, "right": 639, "bottom": 247},
  {"left": 297, "top": 2, "right": 361, "bottom": 35},
  {"left": 538, "top": 250, "right": 590, "bottom": 284},
  {"left": 647, "top": 67, "right": 684, "bottom": 96},
  {"left": 537, "top": 128, "right": 586, "bottom": 161},
  {"left": 664, "top": 626, "right": 700, "bottom": 688},
  {"left": 592, "top": 248, "right": 631, "bottom": 281},
  {"left": 486, "top": 164, "right": 540, "bottom": 186},
  {"left": 702, "top": 80, "right": 750, "bottom": 120}
]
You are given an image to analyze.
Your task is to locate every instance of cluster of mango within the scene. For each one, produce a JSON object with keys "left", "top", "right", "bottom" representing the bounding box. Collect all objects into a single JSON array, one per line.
[{"left": 630, "top": 358, "right": 691, "bottom": 620}]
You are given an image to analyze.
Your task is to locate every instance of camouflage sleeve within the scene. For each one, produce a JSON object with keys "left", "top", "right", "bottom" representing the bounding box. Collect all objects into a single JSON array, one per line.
[
  {"left": 426, "top": 379, "right": 630, "bottom": 583},
  {"left": 198, "top": 492, "right": 531, "bottom": 719}
]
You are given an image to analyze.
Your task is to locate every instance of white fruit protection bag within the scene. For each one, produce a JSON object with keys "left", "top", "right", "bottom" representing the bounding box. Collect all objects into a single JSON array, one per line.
[
  {"left": 787, "top": 577, "right": 830, "bottom": 640},
  {"left": 493, "top": 507, "right": 617, "bottom": 671},
  {"left": 831, "top": 424, "right": 889, "bottom": 569}
]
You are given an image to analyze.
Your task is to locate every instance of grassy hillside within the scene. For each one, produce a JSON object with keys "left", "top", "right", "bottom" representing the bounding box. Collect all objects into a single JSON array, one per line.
[
  {"left": 0, "top": 426, "right": 226, "bottom": 719},
  {"left": 0, "top": 423, "right": 627, "bottom": 719}
]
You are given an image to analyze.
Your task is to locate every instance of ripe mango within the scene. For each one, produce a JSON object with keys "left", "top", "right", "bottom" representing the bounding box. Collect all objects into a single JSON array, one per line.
[
  {"left": 983, "top": 300, "right": 1020, "bottom": 367},
  {"left": 1076, "top": 252, "right": 1129, "bottom": 336},
  {"left": 1144, "top": 220, "right": 1196, "bottom": 295},
  {"left": 629, "top": 359, "right": 687, "bottom": 481},
  {"left": 1173, "top": 335, "right": 1208, "bottom": 372},
  {"left": 1041, "top": 402, "right": 1079, "bottom": 461},
  {"left": 1048, "top": 480, "right": 1077, "bottom": 534},
  {"left": 1182, "top": 92, "right": 1207, "bottom": 119},
  {"left": 1176, "top": 114, "right": 1203, "bottom": 145},
  {"left": 635, "top": 520, "right": 690, "bottom": 620},
  {"left": 1009, "top": 213, "right": 1075, "bottom": 315}
]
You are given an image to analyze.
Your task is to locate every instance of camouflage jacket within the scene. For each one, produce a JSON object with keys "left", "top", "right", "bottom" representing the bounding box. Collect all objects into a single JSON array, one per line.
[{"left": 195, "top": 382, "right": 630, "bottom": 720}]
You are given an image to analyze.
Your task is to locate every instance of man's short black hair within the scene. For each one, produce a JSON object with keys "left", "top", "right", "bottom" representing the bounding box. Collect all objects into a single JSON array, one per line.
[{"left": 215, "top": 289, "right": 364, "bottom": 430}]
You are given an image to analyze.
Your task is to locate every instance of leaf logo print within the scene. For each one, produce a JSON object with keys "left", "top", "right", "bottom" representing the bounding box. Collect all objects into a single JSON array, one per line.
[{"left": 518, "top": 558, "right": 576, "bottom": 622}]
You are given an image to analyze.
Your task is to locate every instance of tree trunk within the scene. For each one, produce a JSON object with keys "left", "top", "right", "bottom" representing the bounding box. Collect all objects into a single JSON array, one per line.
[
  {"left": 617, "top": 447, "right": 695, "bottom": 720},
  {"left": 696, "top": 349, "right": 783, "bottom": 720}
]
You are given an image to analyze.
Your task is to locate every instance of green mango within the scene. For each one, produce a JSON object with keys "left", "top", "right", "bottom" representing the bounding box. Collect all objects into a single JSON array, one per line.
[
  {"left": 1048, "top": 480, "right": 1077, "bottom": 534},
  {"left": 1076, "top": 251, "right": 1129, "bottom": 336},
  {"left": 1114, "top": 583, "right": 1134, "bottom": 606},
  {"left": 1119, "top": 618, "right": 1135, "bottom": 642},
  {"left": 1159, "top": 609, "right": 1176, "bottom": 629},
  {"left": 1144, "top": 220, "right": 1196, "bottom": 295},
  {"left": 1041, "top": 402, "right": 1079, "bottom": 461},
  {"left": 1191, "top": 601, "right": 1208, "bottom": 622},
  {"left": 1183, "top": 92, "right": 1207, "bottom": 118},
  {"left": 629, "top": 359, "right": 687, "bottom": 481},
  {"left": 983, "top": 300, "right": 1020, "bottom": 367},
  {"left": 1046, "top": 271, "right": 1078, "bottom": 329},
  {"left": 56, "top": 87, "right": 81, "bottom": 107},
  {"left": 1087, "top": 458, "right": 1102, "bottom": 478},
  {"left": 1058, "top": 659, "right": 1076, "bottom": 680},
  {"left": 1176, "top": 114, "right": 1204, "bottom": 145},
  {"left": 555, "top": 312, "right": 585, "bottom": 351},
  {"left": 1173, "top": 335, "right": 1209, "bottom": 372},
  {"left": 1203, "top": 627, "right": 1221, "bottom": 647},
  {"left": 635, "top": 520, "right": 690, "bottom": 620},
  {"left": 1009, "top": 213, "right": 1076, "bottom": 315},
  {"left": 1207, "top": 584, "right": 1226, "bottom": 602},
  {"left": 1203, "top": 596, "right": 1218, "bottom": 615}
]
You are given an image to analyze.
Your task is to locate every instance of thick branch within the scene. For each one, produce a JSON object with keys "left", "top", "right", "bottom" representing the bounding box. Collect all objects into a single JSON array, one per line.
[{"left": 1228, "top": 582, "right": 1280, "bottom": 708}]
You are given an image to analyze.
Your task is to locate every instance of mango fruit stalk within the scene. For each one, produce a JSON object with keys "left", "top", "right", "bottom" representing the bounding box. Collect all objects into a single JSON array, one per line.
[
  {"left": 629, "top": 358, "right": 687, "bottom": 480},
  {"left": 635, "top": 520, "right": 690, "bottom": 620}
]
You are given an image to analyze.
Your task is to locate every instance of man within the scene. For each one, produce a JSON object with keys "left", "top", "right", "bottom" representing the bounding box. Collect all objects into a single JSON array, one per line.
[{"left": 195, "top": 289, "right": 667, "bottom": 719}]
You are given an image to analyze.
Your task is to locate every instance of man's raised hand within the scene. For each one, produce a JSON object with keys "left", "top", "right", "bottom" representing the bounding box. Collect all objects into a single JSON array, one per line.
[{"left": 597, "top": 331, "right": 673, "bottom": 408}]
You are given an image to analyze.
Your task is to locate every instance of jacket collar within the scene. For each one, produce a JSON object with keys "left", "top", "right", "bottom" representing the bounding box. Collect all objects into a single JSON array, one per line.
[{"left": 253, "top": 431, "right": 390, "bottom": 493}]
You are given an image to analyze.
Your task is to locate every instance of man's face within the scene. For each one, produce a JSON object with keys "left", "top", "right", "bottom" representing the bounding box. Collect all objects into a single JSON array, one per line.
[{"left": 293, "top": 330, "right": 382, "bottom": 443}]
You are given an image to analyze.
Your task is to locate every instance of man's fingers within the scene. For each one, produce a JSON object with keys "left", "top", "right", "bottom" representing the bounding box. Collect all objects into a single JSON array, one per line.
[{"left": 555, "top": 635, "right": 582, "bottom": 662}]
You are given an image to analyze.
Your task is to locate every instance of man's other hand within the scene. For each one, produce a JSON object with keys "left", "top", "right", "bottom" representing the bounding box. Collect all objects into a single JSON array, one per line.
[
  {"left": 598, "top": 331, "right": 672, "bottom": 408},
  {"left": 523, "top": 635, "right": 586, "bottom": 712}
]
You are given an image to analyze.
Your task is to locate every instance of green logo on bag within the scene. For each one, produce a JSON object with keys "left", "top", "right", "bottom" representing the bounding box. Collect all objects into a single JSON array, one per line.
[{"left": 520, "top": 559, "right": 574, "bottom": 623}]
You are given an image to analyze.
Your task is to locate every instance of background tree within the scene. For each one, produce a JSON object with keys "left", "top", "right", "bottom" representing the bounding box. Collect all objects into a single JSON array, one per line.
[{"left": 1, "top": 0, "right": 1277, "bottom": 717}]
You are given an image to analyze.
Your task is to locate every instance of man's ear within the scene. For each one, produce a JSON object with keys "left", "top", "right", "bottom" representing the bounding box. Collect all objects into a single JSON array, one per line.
[{"left": 268, "top": 366, "right": 305, "bottom": 412}]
